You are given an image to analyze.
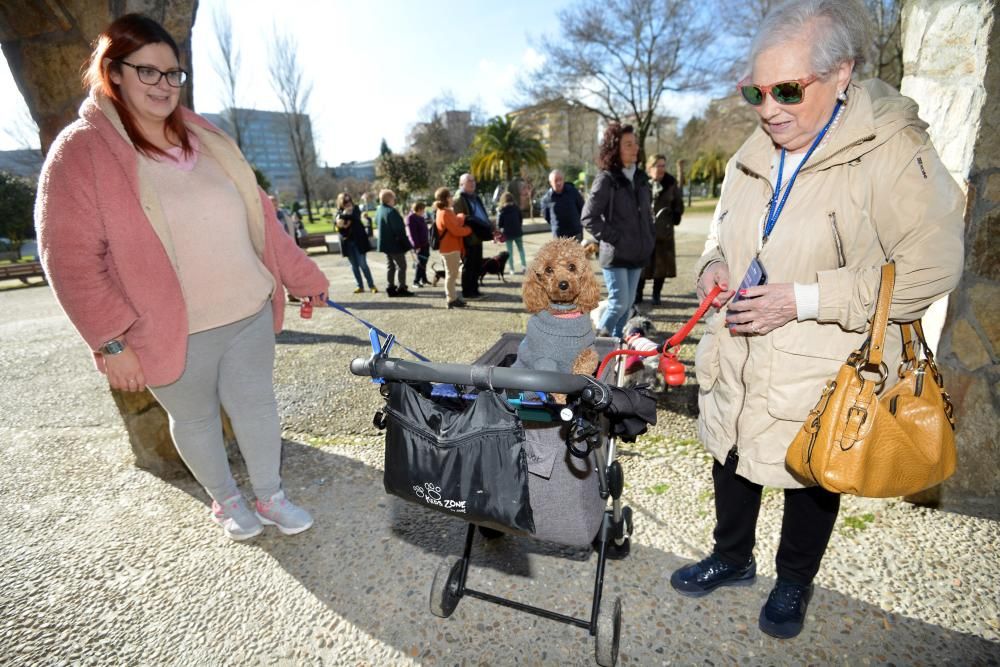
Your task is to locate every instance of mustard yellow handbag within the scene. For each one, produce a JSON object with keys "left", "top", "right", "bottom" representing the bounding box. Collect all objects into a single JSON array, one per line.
[{"left": 785, "top": 263, "right": 957, "bottom": 497}]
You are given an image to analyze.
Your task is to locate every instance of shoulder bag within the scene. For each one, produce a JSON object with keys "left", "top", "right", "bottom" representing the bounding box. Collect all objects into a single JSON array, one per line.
[{"left": 785, "top": 263, "right": 957, "bottom": 498}]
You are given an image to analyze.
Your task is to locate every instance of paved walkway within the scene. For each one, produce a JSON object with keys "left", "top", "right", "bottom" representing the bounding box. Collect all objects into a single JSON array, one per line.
[{"left": 1, "top": 217, "right": 997, "bottom": 665}]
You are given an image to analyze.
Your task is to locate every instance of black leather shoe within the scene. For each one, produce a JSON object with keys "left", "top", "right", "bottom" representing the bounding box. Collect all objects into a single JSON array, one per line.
[
  {"left": 670, "top": 554, "right": 756, "bottom": 597},
  {"left": 759, "top": 579, "right": 813, "bottom": 639}
]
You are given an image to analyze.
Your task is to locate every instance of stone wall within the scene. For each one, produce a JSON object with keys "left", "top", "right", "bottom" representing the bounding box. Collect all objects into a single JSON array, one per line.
[
  {"left": 0, "top": 0, "right": 198, "bottom": 153},
  {"left": 900, "top": 0, "right": 999, "bottom": 515}
]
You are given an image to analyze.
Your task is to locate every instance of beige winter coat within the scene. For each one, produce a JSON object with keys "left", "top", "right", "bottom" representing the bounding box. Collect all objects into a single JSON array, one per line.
[{"left": 694, "top": 79, "right": 965, "bottom": 488}]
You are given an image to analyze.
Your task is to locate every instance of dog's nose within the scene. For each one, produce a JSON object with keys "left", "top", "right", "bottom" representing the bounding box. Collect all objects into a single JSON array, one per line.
[{"left": 558, "top": 280, "right": 569, "bottom": 291}]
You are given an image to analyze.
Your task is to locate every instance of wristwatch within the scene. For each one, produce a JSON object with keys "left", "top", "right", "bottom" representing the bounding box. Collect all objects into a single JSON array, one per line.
[{"left": 99, "top": 339, "right": 126, "bottom": 355}]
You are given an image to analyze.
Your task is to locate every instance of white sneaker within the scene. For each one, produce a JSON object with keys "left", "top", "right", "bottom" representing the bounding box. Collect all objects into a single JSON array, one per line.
[
  {"left": 255, "top": 490, "right": 314, "bottom": 535},
  {"left": 211, "top": 494, "right": 263, "bottom": 541}
]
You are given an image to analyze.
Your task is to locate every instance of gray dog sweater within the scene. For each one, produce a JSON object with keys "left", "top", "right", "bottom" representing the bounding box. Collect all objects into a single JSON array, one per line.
[{"left": 513, "top": 309, "right": 596, "bottom": 374}]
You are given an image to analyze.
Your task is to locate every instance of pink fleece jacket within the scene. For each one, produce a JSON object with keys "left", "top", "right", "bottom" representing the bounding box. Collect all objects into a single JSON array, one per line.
[{"left": 35, "top": 96, "right": 329, "bottom": 386}]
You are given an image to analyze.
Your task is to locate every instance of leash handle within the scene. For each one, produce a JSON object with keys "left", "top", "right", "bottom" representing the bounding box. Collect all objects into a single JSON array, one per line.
[
  {"left": 595, "top": 285, "right": 722, "bottom": 379},
  {"left": 663, "top": 285, "right": 722, "bottom": 352}
]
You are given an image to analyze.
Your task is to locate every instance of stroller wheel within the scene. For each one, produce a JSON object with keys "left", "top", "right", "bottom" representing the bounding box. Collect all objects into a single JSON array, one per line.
[
  {"left": 594, "top": 596, "right": 622, "bottom": 667},
  {"left": 429, "top": 556, "right": 463, "bottom": 618}
]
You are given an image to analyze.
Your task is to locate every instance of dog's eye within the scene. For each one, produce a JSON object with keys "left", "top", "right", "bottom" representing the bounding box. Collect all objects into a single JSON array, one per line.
[
  {"left": 568, "top": 263, "right": 576, "bottom": 272},
  {"left": 544, "top": 266, "right": 554, "bottom": 274}
]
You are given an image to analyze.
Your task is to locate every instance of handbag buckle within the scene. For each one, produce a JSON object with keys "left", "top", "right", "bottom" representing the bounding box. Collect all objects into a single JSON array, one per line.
[
  {"left": 846, "top": 405, "right": 868, "bottom": 427},
  {"left": 854, "top": 360, "right": 888, "bottom": 393}
]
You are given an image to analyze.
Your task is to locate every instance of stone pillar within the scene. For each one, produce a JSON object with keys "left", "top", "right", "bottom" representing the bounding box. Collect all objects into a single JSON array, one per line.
[
  {"left": 900, "top": 0, "right": 999, "bottom": 515},
  {"left": 0, "top": 0, "right": 197, "bottom": 154},
  {"left": 0, "top": 1, "right": 203, "bottom": 476}
]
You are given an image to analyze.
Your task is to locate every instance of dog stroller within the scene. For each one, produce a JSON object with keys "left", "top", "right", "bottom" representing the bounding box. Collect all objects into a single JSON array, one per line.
[{"left": 350, "top": 333, "right": 656, "bottom": 667}]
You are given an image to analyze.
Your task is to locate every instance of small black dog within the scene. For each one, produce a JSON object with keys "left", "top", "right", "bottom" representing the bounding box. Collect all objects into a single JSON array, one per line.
[
  {"left": 479, "top": 251, "right": 510, "bottom": 284},
  {"left": 430, "top": 261, "right": 447, "bottom": 287}
]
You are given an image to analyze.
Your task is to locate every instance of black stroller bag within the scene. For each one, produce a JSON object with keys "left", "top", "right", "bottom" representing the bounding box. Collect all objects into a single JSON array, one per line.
[{"left": 383, "top": 381, "right": 535, "bottom": 533}]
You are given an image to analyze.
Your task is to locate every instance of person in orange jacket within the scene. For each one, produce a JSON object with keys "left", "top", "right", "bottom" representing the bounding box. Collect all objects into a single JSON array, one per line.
[{"left": 433, "top": 187, "right": 472, "bottom": 309}]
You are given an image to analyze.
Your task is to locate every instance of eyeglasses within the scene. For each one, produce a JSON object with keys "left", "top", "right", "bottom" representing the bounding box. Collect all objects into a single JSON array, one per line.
[
  {"left": 738, "top": 75, "right": 819, "bottom": 106},
  {"left": 118, "top": 60, "right": 188, "bottom": 87}
]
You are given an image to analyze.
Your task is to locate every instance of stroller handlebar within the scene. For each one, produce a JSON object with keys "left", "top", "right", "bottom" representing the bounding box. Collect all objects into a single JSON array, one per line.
[{"left": 350, "top": 356, "right": 611, "bottom": 406}]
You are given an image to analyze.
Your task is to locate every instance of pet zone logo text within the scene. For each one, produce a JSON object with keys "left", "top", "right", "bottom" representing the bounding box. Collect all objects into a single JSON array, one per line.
[{"left": 413, "top": 482, "right": 467, "bottom": 513}]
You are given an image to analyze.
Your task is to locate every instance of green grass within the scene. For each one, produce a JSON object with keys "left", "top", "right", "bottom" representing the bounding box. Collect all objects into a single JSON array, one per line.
[
  {"left": 840, "top": 513, "right": 875, "bottom": 533},
  {"left": 647, "top": 483, "right": 671, "bottom": 495},
  {"left": 685, "top": 197, "right": 719, "bottom": 216},
  {"left": 301, "top": 213, "right": 335, "bottom": 235}
]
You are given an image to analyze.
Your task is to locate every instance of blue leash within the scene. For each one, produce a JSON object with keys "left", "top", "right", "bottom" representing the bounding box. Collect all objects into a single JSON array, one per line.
[{"left": 324, "top": 298, "right": 431, "bottom": 362}]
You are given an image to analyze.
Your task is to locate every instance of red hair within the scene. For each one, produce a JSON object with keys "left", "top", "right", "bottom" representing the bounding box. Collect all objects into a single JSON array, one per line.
[{"left": 83, "top": 14, "right": 192, "bottom": 159}]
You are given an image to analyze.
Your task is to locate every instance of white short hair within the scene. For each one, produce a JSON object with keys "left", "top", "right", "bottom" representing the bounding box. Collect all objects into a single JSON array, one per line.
[{"left": 748, "top": 0, "right": 873, "bottom": 77}]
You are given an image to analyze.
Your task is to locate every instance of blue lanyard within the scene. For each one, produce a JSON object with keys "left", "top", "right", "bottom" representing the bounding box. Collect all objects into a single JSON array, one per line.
[{"left": 763, "top": 100, "right": 843, "bottom": 242}]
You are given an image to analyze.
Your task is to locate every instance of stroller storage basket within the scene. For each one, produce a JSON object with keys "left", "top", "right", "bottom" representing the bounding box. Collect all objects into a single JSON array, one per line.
[{"left": 383, "top": 382, "right": 535, "bottom": 534}]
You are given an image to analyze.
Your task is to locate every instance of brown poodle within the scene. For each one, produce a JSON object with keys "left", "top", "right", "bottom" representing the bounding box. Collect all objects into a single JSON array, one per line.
[{"left": 514, "top": 238, "right": 602, "bottom": 400}]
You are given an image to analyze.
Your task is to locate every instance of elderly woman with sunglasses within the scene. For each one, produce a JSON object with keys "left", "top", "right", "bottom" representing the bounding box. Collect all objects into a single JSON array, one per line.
[
  {"left": 36, "top": 15, "right": 329, "bottom": 541},
  {"left": 671, "top": 0, "right": 964, "bottom": 639}
]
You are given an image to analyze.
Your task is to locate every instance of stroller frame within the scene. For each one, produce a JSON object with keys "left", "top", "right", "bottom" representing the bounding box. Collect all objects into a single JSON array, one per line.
[{"left": 351, "top": 341, "right": 635, "bottom": 667}]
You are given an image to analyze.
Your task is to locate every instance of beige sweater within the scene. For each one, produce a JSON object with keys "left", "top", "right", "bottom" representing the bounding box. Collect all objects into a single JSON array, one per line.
[{"left": 142, "top": 149, "right": 274, "bottom": 333}]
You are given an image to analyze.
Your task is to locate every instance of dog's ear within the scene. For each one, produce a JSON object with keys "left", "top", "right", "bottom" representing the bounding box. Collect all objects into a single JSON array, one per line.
[
  {"left": 577, "top": 266, "right": 603, "bottom": 313},
  {"left": 522, "top": 269, "right": 548, "bottom": 313}
]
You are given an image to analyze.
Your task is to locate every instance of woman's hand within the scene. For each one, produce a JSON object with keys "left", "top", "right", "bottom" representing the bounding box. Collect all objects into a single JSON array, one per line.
[
  {"left": 725, "top": 283, "right": 797, "bottom": 336},
  {"left": 104, "top": 347, "right": 146, "bottom": 392},
  {"left": 698, "top": 262, "right": 734, "bottom": 309}
]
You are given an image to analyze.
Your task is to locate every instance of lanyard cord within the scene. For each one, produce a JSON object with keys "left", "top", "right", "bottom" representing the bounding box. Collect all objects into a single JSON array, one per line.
[{"left": 763, "top": 99, "right": 843, "bottom": 242}]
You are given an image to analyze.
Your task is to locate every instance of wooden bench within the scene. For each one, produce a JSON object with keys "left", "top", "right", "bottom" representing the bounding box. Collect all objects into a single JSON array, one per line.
[
  {"left": 297, "top": 233, "right": 341, "bottom": 254},
  {"left": 0, "top": 261, "right": 46, "bottom": 285},
  {"left": 296, "top": 232, "right": 328, "bottom": 249}
]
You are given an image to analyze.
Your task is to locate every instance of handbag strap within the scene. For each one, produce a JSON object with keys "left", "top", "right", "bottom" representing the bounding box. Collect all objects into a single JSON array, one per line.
[{"left": 866, "top": 263, "right": 896, "bottom": 367}]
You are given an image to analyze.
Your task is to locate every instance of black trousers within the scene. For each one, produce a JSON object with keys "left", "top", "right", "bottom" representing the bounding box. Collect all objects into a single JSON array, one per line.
[
  {"left": 462, "top": 241, "right": 483, "bottom": 298},
  {"left": 635, "top": 277, "right": 665, "bottom": 302},
  {"left": 712, "top": 449, "right": 841, "bottom": 586}
]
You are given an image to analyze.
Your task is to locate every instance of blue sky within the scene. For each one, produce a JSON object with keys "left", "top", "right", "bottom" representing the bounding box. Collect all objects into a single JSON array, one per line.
[{"left": 0, "top": 0, "right": 709, "bottom": 164}]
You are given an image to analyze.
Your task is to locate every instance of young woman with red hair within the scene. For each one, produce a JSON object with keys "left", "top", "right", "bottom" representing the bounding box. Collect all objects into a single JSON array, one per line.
[{"left": 35, "top": 14, "right": 329, "bottom": 541}]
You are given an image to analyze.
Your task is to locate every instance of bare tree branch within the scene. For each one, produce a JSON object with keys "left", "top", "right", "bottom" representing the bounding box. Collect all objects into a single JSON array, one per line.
[
  {"left": 210, "top": 6, "right": 248, "bottom": 150},
  {"left": 269, "top": 27, "right": 317, "bottom": 219},
  {"left": 519, "top": 0, "right": 714, "bottom": 158}
]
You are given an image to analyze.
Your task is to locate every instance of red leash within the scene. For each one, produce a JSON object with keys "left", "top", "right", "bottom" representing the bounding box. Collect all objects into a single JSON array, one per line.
[{"left": 596, "top": 285, "right": 722, "bottom": 382}]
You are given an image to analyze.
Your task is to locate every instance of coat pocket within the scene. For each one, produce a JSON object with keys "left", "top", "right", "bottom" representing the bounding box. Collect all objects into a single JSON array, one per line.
[
  {"left": 694, "top": 311, "right": 725, "bottom": 391},
  {"left": 766, "top": 322, "right": 864, "bottom": 422}
]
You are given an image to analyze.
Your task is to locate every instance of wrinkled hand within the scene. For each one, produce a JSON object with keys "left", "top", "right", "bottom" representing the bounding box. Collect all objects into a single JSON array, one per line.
[
  {"left": 698, "top": 262, "right": 734, "bottom": 309},
  {"left": 104, "top": 347, "right": 146, "bottom": 392},
  {"left": 725, "top": 283, "right": 796, "bottom": 336}
]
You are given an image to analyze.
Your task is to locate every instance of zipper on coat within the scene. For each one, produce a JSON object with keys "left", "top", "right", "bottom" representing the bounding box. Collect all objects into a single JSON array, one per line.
[
  {"left": 732, "top": 336, "right": 753, "bottom": 459},
  {"left": 829, "top": 212, "right": 846, "bottom": 267}
]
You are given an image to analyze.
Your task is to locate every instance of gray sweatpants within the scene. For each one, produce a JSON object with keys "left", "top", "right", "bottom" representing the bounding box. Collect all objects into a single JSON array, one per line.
[{"left": 148, "top": 305, "right": 282, "bottom": 503}]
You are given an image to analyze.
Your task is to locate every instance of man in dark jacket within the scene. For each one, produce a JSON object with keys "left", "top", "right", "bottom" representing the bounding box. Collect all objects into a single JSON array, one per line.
[
  {"left": 375, "top": 189, "right": 413, "bottom": 296},
  {"left": 540, "top": 170, "right": 585, "bottom": 240},
  {"left": 453, "top": 173, "right": 493, "bottom": 300}
]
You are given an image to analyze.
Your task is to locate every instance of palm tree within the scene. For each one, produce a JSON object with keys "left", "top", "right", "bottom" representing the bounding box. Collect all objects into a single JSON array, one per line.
[
  {"left": 470, "top": 115, "right": 548, "bottom": 182},
  {"left": 690, "top": 149, "right": 728, "bottom": 198}
]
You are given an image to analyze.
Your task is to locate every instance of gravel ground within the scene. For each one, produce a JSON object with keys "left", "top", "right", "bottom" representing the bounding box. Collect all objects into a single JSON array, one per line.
[{"left": 1, "top": 220, "right": 997, "bottom": 666}]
